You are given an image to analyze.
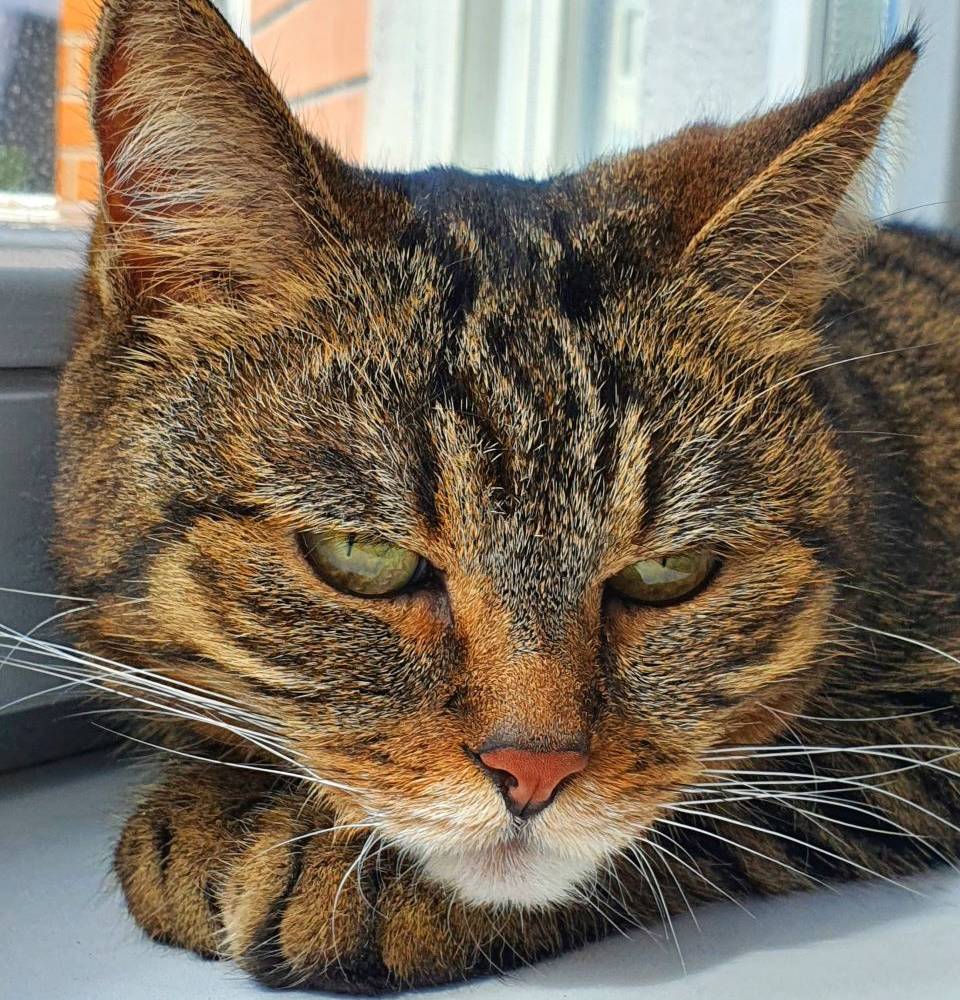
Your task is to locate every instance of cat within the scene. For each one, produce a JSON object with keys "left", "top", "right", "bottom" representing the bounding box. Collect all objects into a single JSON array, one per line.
[{"left": 49, "top": 0, "right": 959, "bottom": 993}]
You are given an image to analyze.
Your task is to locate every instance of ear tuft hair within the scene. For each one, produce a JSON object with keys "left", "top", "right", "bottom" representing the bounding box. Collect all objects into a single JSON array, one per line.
[{"left": 679, "top": 29, "right": 920, "bottom": 321}]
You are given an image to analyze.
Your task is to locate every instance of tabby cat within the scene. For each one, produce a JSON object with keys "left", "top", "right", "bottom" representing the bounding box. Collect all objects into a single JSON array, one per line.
[{"left": 51, "top": 0, "right": 960, "bottom": 993}]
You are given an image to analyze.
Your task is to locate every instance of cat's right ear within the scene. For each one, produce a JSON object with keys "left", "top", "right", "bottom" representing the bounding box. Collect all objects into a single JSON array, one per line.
[{"left": 92, "top": 0, "right": 355, "bottom": 307}]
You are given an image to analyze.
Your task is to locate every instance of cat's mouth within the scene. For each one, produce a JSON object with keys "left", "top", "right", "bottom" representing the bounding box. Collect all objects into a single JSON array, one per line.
[{"left": 368, "top": 768, "right": 638, "bottom": 908}]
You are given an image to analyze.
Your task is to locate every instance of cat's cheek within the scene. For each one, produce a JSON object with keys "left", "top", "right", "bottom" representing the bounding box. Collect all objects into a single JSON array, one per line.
[{"left": 715, "top": 582, "right": 834, "bottom": 704}]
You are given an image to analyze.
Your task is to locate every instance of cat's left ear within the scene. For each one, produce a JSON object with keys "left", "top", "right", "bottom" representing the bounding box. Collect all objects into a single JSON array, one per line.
[{"left": 680, "top": 31, "right": 919, "bottom": 321}]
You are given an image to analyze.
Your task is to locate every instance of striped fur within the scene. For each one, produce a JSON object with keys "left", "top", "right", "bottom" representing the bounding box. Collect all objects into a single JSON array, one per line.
[{"left": 51, "top": 2, "right": 959, "bottom": 992}]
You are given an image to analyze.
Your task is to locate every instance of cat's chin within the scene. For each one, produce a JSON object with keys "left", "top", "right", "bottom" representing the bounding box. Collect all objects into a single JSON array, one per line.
[{"left": 419, "top": 841, "right": 600, "bottom": 908}]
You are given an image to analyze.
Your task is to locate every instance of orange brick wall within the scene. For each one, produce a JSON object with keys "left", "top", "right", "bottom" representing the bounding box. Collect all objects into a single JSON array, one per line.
[
  {"left": 53, "top": 0, "right": 370, "bottom": 206},
  {"left": 55, "top": 0, "right": 100, "bottom": 203},
  {"left": 250, "top": 0, "right": 369, "bottom": 161}
]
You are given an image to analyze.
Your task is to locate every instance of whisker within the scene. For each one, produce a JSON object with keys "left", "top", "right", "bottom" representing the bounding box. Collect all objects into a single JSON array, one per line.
[
  {"left": 670, "top": 805, "right": 921, "bottom": 894},
  {"left": 0, "top": 585, "right": 95, "bottom": 603},
  {"left": 643, "top": 832, "right": 754, "bottom": 916},
  {"left": 1, "top": 648, "right": 365, "bottom": 798},
  {"left": 622, "top": 842, "right": 689, "bottom": 963},
  {"left": 0, "top": 626, "right": 275, "bottom": 719},
  {"left": 683, "top": 769, "right": 960, "bottom": 866},
  {"left": 694, "top": 752, "right": 960, "bottom": 790},
  {"left": 0, "top": 638, "right": 289, "bottom": 750},
  {"left": 63, "top": 705, "right": 290, "bottom": 751},
  {"left": 0, "top": 679, "right": 86, "bottom": 712},
  {"left": 759, "top": 702, "right": 948, "bottom": 724},
  {"left": 870, "top": 198, "right": 960, "bottom": 224},
  {"left": 830, "top": 618, "right": 960, "bottom": 668},
  {"left": 768, "top": 793, "right": 960, "bottom": 872},
  {"left": 710, "top": 343, "right": 939, "bottom": 436},
  {"left": 0, "top": 603, "right": 94, "bottom": 671},
  {"left": 655, "top": 815, "right": 835, "bottom": 892},
  {"left": 3, "top": 655, "right": 327, "bottom": 784},
  {"left": 704, "top": 743, "right": 960, "bottom": 763},
  {"left": 352, "top": 830, "right": 381, "bottom": 911},
  {"left": 570, "top": 878, "right": 638, "bottom": 944},
  {"left": 88, "top": 722, "right": 317, "bottom": 784},
  {"left": 329, "top": 831, "right": 376, "bottom": 978},
  {"left": 640, "top": 846, "right": 685, "bottom": 965},
  {"left": 649, "top": 844, "right": 700, "bottom": 932},
  {"left": 687, "top": 769, "right": 960, "bottom": 841},
  {"left": 593, "top": 858, "right": 638, "bottom": 941}
]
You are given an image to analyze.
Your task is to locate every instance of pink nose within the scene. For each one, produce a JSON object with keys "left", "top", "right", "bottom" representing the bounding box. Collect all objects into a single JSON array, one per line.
[{"left": 478, "top": 747, "right": 589, "bottom": 817}]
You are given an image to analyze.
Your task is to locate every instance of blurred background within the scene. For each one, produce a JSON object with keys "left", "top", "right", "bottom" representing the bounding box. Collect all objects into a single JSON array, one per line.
[
  {"left": 0, "top": 0, "right": 959, "bottom": 770},
  {"left": 0, "top": 0, "right": 958, "bottom": 224}
]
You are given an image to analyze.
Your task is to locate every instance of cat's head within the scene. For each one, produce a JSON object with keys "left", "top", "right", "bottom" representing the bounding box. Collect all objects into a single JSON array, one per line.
[{"left": 57, "top": 0, "right": 917, "bottom": 907}]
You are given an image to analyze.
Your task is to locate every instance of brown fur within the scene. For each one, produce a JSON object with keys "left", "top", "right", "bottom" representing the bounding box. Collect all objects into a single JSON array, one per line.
[{"left": 48, "top": 1, "right": 960, "bottom": 993}]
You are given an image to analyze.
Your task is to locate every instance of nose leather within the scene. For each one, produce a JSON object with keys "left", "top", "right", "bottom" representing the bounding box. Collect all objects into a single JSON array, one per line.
[{"left": 478, "top": 747, "right": 588, "bottom": 814}]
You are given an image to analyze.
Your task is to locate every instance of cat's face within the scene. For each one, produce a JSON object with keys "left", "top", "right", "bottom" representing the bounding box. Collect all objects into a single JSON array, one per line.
[{"left": 57, "top": 0, "right": 912, "bottom": 906}]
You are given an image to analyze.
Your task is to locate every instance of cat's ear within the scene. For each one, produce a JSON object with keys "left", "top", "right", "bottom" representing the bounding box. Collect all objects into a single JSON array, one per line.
[
  {"left": 678, "top": 31, "right": 919, "bottom": 320},
  {"left": 91, "top": 0, "right": 353, "bottom": 306}
]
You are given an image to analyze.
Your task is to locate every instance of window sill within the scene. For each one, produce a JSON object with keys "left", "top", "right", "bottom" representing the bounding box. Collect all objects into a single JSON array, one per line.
[
  {"left": 0, "top": 222, "right": 89, "bottom": 369},
  {"left": 3, "top": 750, "right": 959, "bottom": 998}
]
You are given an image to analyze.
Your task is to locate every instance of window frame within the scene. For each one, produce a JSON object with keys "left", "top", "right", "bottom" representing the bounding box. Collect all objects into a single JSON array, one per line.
[
  {"left": 214, "top": 0, "right": 251, "bottom": 43},
  {"left": 367, "top": 0, "right": 960, "bottom": 230}
]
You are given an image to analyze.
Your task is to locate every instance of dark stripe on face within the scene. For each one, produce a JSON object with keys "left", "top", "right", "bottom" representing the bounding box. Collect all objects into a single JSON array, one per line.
[
  {"left": 637, "top": 423, "right": 666, "bottom": 533},
  {"left": 439, "top": 252, "right": 480, "bottom": 331},
  {"left": 184, "top": 556, "right": 449, "bottom": 710},
  {"left": 155, "top": 818, "right": 173, "bottom": 878},
  {"left": 719, "top": 584, "right": 817, "bottom": 675},
  {"left": 203, "top": 878, "right": 223, "bottom": 926},
  {"left": 75, "top": 495, "right": 266, "bottom": 601},
  {"left": 158, "top": 644, "right": 301, "bottom": 704},
  {"left": 787, "top": 525, "right": 843, "bottom": 570},
  {"left": 555, "top": 241, "right": 605, "bottom": 325},
  {"left": 396, "top": 218, "right": 479, "bottom": 332},
  {"left": 429, "top": 346, "right": 515, "bottom": 504},
  {"left": 408, "top": 422, "right": 442, "bottom": 531},
  {"left": 481, "top": 319, "right": 537, "bottom": 399}
]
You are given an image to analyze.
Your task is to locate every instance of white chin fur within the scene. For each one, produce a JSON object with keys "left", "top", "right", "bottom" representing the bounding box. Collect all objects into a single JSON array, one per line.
[{"left": 420, "top": 845, "right": 600, "bottom": 908}]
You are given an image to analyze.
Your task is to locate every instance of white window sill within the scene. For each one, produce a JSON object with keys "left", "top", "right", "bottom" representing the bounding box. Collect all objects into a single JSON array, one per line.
[{"left": 3, "top": 751, "right": 960, "bottom": 998}]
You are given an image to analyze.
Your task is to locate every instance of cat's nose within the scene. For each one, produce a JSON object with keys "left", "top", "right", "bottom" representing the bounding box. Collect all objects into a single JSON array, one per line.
[{"left": 475, "top": 745, "right": 589, "bottom": 818}]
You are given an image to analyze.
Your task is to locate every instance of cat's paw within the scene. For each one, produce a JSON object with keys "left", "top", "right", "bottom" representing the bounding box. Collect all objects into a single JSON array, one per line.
[
  {"left": 116, "top": 765, "right": 579, "bottom": 994},
  {"left": 219, "top": 815, "right": 521, "bottom": 994},
  {"left": 115, "top": 764, "right": 279, "bottom": 960}
]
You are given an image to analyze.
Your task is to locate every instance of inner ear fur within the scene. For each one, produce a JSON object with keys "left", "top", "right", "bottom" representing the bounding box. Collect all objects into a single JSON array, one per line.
[{"left": 91, "top": 0, "right": 357, "bottom": 306}]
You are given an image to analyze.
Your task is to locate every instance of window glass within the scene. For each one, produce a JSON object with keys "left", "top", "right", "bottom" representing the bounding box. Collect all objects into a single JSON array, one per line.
[
  {"left": 0, "top": 0, "right": 58, "bottom": 198},
  {"left": 0, "top": 0, "right": 100, "bottom": 224}
]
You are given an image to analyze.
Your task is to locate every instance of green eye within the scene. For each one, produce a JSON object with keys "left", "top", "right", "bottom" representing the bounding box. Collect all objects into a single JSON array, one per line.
[
  {"left": 300, "top": 530, "right": 427, "bottom": 597},
  {"left": 608, "top": 550, "right": 717, "bottom": 605}
]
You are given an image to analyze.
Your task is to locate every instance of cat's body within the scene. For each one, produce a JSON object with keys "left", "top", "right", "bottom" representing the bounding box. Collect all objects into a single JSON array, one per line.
[{"left": 47, "top": 0, "right": 959, "bottom": 993}]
